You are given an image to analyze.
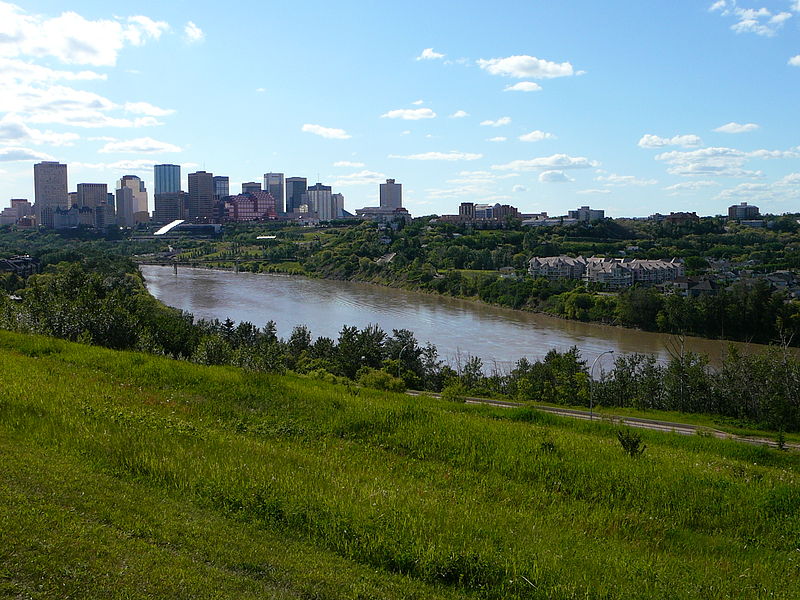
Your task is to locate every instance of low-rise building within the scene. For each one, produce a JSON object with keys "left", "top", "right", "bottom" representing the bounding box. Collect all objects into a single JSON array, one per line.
[{"left": 529, "top": 255, "right": 684, "bottom": 289}]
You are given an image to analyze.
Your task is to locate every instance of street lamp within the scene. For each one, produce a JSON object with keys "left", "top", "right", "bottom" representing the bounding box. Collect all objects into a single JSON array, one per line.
[
  {"left": 397, "top": 342, "right": 412, "bottom": 379},
  {"left": 589, "top": 350, "right": 615, "bottom": 421}
]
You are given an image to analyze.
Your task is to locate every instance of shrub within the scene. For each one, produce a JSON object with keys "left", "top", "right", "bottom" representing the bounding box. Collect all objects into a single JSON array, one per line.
[{"left": 617, "top": 427, "right": 646, "bottom": 457}]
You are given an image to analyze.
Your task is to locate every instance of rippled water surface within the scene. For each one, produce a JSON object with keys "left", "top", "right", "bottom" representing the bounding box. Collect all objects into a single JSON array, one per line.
[{"left": 142, "top": 265, "right": 771, "bottom": 370}]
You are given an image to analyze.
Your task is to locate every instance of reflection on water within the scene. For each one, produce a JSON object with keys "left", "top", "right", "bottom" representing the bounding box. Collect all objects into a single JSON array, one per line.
[{"left": 141, "top": 265, "right": 772, "bottom": 370}]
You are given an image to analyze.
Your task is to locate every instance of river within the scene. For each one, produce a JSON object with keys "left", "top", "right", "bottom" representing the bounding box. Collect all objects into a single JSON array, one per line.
[{"left": 141, "top": 265, "right": 772, "bottom": 372}]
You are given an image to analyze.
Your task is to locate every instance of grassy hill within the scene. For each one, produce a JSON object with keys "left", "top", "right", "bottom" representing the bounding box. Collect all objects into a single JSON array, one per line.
[{"left": 1, "top": 330, "right": 798, "bottom": 599}]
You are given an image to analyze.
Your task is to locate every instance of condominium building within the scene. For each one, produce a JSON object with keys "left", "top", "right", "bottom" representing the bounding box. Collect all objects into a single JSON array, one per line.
[
  {"left": 528, "top": 256, "right": 683, "bottom": 289},
  {"left": 222, "top": 191, "right": 277, "bottom": 221}
]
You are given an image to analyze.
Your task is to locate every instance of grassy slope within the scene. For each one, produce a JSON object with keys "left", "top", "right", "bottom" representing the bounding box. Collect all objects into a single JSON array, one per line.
[{"left": 1, "top": 331, "right": 798, "bottom": 599}]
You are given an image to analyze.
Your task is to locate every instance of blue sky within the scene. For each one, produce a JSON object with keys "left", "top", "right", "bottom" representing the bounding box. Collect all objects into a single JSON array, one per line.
[{"left": 1, "top": 0, "right": 798, "bottom": 217}]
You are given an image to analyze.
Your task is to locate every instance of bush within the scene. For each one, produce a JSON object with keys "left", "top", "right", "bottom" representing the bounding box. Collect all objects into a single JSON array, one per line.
[
  {"left": 356, "top": 367, "right": 406, "bottom": 392},
  {"left": 616, "top": 428, "right": 646, "bottom": 457}
]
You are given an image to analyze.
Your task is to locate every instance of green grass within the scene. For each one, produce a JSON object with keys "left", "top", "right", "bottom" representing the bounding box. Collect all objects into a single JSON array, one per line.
[{"left": 1, "top": 331, "right": 799, "bottom": 599}]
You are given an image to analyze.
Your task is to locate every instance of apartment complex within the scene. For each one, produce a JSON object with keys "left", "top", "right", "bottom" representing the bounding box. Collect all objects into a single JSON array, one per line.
[{"left": 529, "top": 255, "right": 684, "bottom": 289}]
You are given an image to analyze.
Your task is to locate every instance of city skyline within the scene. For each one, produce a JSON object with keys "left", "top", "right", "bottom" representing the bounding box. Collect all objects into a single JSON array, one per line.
[{"left": 1, "top": 1, "right": 799, "bottom": 217}]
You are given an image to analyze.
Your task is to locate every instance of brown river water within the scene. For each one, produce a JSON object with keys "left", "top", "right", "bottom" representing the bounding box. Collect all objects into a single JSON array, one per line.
[{"left": 141, "top": 265, "right": 784, "bottom": 372}]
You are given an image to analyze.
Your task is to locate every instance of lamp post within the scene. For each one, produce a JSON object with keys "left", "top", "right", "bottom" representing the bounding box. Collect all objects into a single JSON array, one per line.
[
  {"left": 589, "top": 350, "right": 614, "bottom": 421},
  {"left": 398, "top": 343, "right": 412, "bottom": 379}
]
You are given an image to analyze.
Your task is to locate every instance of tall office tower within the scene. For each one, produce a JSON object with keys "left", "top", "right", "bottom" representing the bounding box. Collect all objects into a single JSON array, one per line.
[
  {"left": 118, "top": 175, "right": 149, "bottom": 215},
  {"left": 115, "top": 185, "right": 135, "bottom": 227},
  {"left": 285, "top": 177, "right": 308, "bottom": 212},
  {"left": 154, "top": 192, "right": 186, "bottom": 223},
  {"left": 263, "top": 173, "right": 284, "bottom": 214},
  {"left": 34, "top": 161, "right": 68, "bottom": 228},
  {"left": 307, "top": 183, "right": 333, "bottom": 220},
  {"left": 379, "top": 178, "right": 402, "bottom": 209},
  {"left": 242, "top": 181, "right": 261, "bottom": 194},
  {"left": 76, "top": 183, "right": 107, "bottom": 209},
  {"left": 213, "top": 176, "right": 230, "bottom": 200},
  {"left": 332, "top": 193, "right": 345, "bottom": 218},
  {"left": 187, "top": 171, "right": 215, "bottom": 220},
  {"left": 154, "top": 164, "right": 181, "bottom": 196}
]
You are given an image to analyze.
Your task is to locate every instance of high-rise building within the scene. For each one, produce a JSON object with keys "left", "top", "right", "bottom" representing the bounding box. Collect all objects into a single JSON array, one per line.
[
  {"left": 118, "top": 175, "right": 149, "bottom": 216},
  {"left": 263, "top": 173, "right": 284, "bottom": 214},
  {"left": 213, "top": 176, "right": 230, "bottom": 201},
  {"left": 154, "top": 164, "right": 181, "bottom": 196},
  {"left": 76, "top": 183, "right": 107, "bottom": 209},
  {"left": 33, "top": 161, "right": 68, "bottom": 228},
  {"left": 188, "top": 171, "right": 215, "bottom": 220},
  {"left": 242, "top": 181, "right": 261, "bottom": 194},
  {"left": 285, "top": 177, "right": 308, "bottom": 212},
  {"left": 379, "top": 179, "right": 402, "bottom": 209},
  {"left": 115, "top": 185, "right": 135, "bottom": 227},
  {"left": 154, "top": 192, "right": 187, "bottom": 223},
  {"left": 728, "top": 202, "right": 759, "bottom": 220},
  {"left": 332, "top": 193, "right": 345, "bottom": 218},
  {"left": 307, "top": 183, "right": 333, "bottom": 220}
]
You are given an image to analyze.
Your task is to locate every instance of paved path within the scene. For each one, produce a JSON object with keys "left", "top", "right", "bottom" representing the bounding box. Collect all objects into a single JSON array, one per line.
[{"left": 407, "top": 391, "right": 799, "bottom": 451}]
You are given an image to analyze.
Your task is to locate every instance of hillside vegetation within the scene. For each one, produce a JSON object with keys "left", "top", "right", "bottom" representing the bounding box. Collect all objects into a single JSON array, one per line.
[{"left": 1, "top": 331, "right": 799, "bottom": 599}]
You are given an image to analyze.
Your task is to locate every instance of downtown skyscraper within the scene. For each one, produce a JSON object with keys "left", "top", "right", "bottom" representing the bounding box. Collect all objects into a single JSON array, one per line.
[{"left": 33, "top": 161, "right": 68, "bottom": 228}]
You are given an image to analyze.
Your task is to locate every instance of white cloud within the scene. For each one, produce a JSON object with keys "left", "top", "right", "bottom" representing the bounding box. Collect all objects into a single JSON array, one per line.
[
  {"left": 788, "top": 55, "right": 800, "bottom": 66},
  {"left": 480, "top": 116, "right": 511, "bottom": 127},
  {"left": 416, "top": 48, "right": 445, "bottom": 60},
  {"left": 0, "top": 58, "right": 106, "bottom": 83},
  {"left": 504, "top": 81, "right": 543, "bottom": 92},
  {"left": 124, "top": 101, "right": 175, "bottom": 117},
  {"left": 99, "top": 137, "right": 181, "bottom": 153},
  {"left": 539, "top": 170, "right": 573, "bottom": 183},
  {"left": 401, "top": 130, "right": 411, "bottom": 135},
  {"left": 663, "top": 180, "right": 720, "bottom": 194},
  {"left": 0, "top": 117, "right": 79, "bottom": 147},
  {"left": 512, "top": 184, "right": 527, "bottom": 192},
  {"left": 411, "top": 99, "right": 424, "bottom": 105},
  {"left": 450, "top": 110, "right": 469, "bottom": 118},
  {"left": 477, "top": 55, "right": 575, "bottom": 79},
  {"left": 184, "top": 21, "right": 204, "bottom": 43},
  {"left": 492, "top": 154, "right": 599, "bottom": 171},
  {"left": 331, "top": 170, "right": 387, "bottom": 186},
  {"left": 654, "top": 146, "right": 798, "bottom": 178},
  {"left": 715, "top": 174, "right": 800, "bottom": 203},
  {"left": 333, "top": 161, "right": 365, "bottom": 167},
  {"left": 519, "top": 130, "right": 556, "bottom": 142},
  {"left": 389, "top": 151, "right": 483, "bottom": 161},
  {"left": 712, "top": 4, "right": 794, "bottom": 36},
  {"left": 577, "top": 188, "right": 612, "bottom": 195},
  {"left": 256, "top": 87, "right": 265, "bottom": 93},
  {"left": 638, "top": 134, "right": 703, "bottom": 148},
  {"left": 381, "top": 108, "right": 436, "bottom": 120},
  {"left": 0, "top": 146, "right": 55, "bottom": 161},
  {"left": 0, "top": 3, "right": 168, "bottom": 66},
  {"left": 714, "top": 121, "right": 759, "bottom": 133},
  {"left": 301, "top": 123, "right": 351, "bottom": 139},
  {"left": 596, "top": 173, "right": 657, "bottom": 186},
  {"left": 487, "top": 136, "right": 507, "bottom": 142}
]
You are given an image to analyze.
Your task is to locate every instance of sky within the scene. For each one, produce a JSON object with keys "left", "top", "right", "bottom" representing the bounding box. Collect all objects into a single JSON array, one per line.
[{"left": 0, "top": 0, "right": 799, "bottom": 218}]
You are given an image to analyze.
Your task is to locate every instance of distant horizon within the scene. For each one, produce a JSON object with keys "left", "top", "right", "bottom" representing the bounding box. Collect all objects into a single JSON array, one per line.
[{"left": 1, "top": 1, "right": 798, "bottom": 217}]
